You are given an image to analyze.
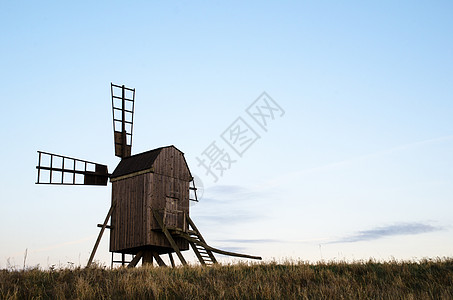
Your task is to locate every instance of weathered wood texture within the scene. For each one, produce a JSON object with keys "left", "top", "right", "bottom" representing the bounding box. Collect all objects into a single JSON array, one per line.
[{"left": 110, "top": 146, "right": 190, "bottom": 254}]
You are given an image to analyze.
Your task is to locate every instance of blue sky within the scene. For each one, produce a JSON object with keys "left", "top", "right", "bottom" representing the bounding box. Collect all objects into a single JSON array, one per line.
[{"left": 1, "top": 1, "right": 452, "bottom": 268}]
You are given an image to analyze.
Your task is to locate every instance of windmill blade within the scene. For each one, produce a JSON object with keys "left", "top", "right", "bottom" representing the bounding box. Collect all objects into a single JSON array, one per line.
[
  {"left": 111, "top": 83, "right": 135, "bottom": 158},
  {"left": 36, "top": 151, "right": 109, "bottom": 185}
]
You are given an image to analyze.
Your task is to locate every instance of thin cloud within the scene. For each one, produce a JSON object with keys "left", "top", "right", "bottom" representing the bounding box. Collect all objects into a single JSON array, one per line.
[
  {"left": 206, "top": 185, "right": 249, "bottom": 195},
  {"left": 329, "top": 223, "right": 442, "bottom": 244},
  {"left": 214, "top": 246, "right": 248, "bottom": 255},
  {"left": 33, "top": 234, "right": 97, "bottom": 252},
  {"left": 202, "top": 185, "right": 265, "bottom": 203},
  {"left": 215, "top": 237, "right": 332, "bottom": 244},
  {"left": 10, "top": 234, "right": 97, "bottom": 257},
  {"left": 216, "top": 238, "right": 283, "bottom": 244},
  {"left": 194, "top": 213, "right": 261, "bottom": 224},
  {"left": 266, "top": 134, "right": 453, "bottom": 187},
  {"left": 193, "top": 185, "right": 270, "bottom": 229}
]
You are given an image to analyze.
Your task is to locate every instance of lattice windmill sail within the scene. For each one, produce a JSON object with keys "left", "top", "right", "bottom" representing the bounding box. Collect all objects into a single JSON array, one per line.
[
  {"left": 36, "top": 152, "right": 109, "bottom": 185},
  {"left": 36, "top": 83, "right": 261, "bottom": 268},
  {"left": 111, "top": 84, "right": 135, "bottom": 158}
]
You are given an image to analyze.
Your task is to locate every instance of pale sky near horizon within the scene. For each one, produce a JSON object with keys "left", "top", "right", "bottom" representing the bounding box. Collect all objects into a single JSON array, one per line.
[{"left": 1, "top": 1, "right": 452, "bottom": 268}]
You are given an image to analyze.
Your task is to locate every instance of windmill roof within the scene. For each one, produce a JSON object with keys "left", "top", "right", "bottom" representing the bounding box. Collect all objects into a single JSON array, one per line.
[{"left": 110, "top": 145, "right": 170, "bottom": 179}]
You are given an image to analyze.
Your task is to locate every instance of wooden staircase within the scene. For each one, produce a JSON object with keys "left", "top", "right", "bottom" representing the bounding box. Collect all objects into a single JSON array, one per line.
[
  {"left": 187, "top": 229, "right": 217, "bottom": 266},
  {"left": 152, "top": 210, "right": 261, "bottom": 267}
]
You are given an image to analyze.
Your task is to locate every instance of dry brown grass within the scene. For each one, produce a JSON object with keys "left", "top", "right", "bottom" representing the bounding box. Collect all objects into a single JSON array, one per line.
[{"left": 1, "top": 258, "right": 452, "bottom": 299}]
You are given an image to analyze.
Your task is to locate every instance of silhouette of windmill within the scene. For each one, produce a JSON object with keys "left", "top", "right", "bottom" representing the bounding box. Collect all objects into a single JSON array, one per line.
[{"left": 36, "top": 83, "right": 261, "bottom": 267}]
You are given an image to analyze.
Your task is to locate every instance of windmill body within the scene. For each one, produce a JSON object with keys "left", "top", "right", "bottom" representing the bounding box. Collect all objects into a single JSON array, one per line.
[
  {"left": 110, "top": 146, "right": 191, "bottom": 257},
  {"left": 36, "top": 83, "right": 261, "bottom": 267}
]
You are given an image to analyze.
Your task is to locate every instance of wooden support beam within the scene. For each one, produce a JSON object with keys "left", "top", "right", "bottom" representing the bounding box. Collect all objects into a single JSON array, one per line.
[
  {"left": 142, "top": 251, "right": 154, "bottom": 265},
  {"left": 152, "top": 252, "right": 167, "bottom": 267},
  {"left": 97, "top": 224, "right": 112, "bottom": 229},
  {"left": 152, "top": 210, "right": 187, "bottom": 266},
  {"left": 168, "top": 253, "right": 175, "bottom": 268},
  {"left": 127, "top": 251, "right": 143, "bottom": 268},
  {"left": 121, "top": 85, "right": 126, "bottom": 158},
  {"left": 87, "top": 201, "right": 116, "bottom": 267}
]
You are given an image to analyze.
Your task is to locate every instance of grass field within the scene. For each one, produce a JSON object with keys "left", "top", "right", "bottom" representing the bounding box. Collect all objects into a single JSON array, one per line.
[{"left": 1, "top": 258, "right": 452, "bottom": 299}]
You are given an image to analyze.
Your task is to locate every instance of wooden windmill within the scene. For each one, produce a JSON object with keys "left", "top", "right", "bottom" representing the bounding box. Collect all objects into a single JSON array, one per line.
[{"left": 36, "top": 83, "right": 261, "bottom": 267}]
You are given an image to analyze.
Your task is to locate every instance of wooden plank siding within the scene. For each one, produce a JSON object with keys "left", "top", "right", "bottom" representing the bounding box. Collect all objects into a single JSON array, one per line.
[{"left": 110, "top": 146, "right": 190, "bottom": 254}]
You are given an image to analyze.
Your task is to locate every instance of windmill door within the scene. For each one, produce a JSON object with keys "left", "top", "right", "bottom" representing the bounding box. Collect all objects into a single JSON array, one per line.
[
  {"left": 165, "top": 197, "right": 179, "bottom": 228},
  {"left": 164, "top": 179, "right": 181, "bottom": 229}
]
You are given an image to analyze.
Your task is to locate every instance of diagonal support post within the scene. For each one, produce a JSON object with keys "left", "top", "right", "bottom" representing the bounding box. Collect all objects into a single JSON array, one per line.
[
  {"left": 152, "top": 210, "right": 187, "bottom": 266},
  {"left": 152, "top": 252, "right": 167, "bottom": 267},
  {"left": 127, "top": 251, "right": 144, "bottom": 268},
  {"left": 87, "top": 201, "right": 116, "bottom": 267},
  {"left": 168, "top": 253, "right": 175, "bottom": 268}
]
